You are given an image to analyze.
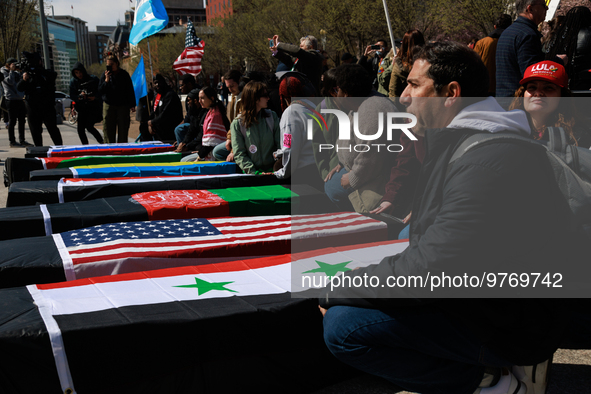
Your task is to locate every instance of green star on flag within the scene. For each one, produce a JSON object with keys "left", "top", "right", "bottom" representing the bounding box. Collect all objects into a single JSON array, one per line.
[
  {"left": 174, "top": 277, "right": 238, "bottom": 296},
  {"left": 302, "top": 261, "right": 353, "bottom": 277}
]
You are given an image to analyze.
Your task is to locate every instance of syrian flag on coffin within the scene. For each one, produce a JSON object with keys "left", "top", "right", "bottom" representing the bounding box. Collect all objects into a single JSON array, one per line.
[
  {"left": 29, "top": 161, "right": 238, "bottom": 181},
  {"left": 173, "top": 20, "right": 204, "bottom": 76},
  {"left": 0, "top": 212, "right": 388, "bottom": 288},
  {"left": 0, "top": 240, "right": 409, "bottom": 394}
]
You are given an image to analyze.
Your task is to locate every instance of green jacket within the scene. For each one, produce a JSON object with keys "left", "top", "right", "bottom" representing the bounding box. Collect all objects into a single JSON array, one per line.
[
  {"left": 376, "top": 57, "right": 393, "bottom": 96},
  {"left": 312, "top": 98, "right": 341, "bottom": 180},
  {"left": 231, "top": 109, "right": 280, "bottom": 174}
]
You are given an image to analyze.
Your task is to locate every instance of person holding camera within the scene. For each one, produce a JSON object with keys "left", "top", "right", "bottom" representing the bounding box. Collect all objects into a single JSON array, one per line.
[
  {"left": 16, "top": 52, "right": 63, "bottom": 147},
  {"left": 98, "top": 53, "right": 136, "bottom": 143},
  {"left": 1, "top": 58, "right": 32, "bottom": 147},
  {"left": 269, "top": 35, "right": 323, "bottom": 94},
  {"left": 69, "top": 62, "right": 104, "bottom": 145},
  {"left": 358, "top": 39, "right": 390, "bottom": 90}
]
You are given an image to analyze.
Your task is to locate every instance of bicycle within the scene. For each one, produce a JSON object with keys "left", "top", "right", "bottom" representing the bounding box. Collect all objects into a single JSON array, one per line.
[{"left": 68, "top": 102, "right": 78, "bottom": 125}]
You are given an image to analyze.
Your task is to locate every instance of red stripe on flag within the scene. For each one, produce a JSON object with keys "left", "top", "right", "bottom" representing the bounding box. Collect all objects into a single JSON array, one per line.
[{"left": 38, "top": 254, "right": 293, "bottom": 289}]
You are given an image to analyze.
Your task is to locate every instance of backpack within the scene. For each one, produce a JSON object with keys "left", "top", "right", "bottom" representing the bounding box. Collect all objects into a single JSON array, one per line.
[{"left": 449, "top": 127, "right": 591, "bottom": 240}]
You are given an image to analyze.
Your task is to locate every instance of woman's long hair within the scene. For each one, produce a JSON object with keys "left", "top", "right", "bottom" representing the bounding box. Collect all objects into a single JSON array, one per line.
[
  {"left": 240, "top": 81, "right": 269, "bottom": 128},
  {"left": 545, "top": 6, "right": 591, "bottom": 78},
  {"left": 201, "top": 86, "right": 230, "bottom": 131},
  {"left": 395, "top": 29, "right": 425, "bottom": 69},
  {"left": 508, "top": 84, "right": 577, "bottom": 144}
]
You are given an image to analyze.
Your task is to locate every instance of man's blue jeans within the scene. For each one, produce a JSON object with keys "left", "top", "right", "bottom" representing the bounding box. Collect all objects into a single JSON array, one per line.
[
  {"left": 174, "top": 123, "right": 191, "bottom": 145},
  {"left": 324, "top": 167, "right": 354, "bottom": 211},
  {"left": 323, "top": 306, "right": 511, "bottom": 394}
]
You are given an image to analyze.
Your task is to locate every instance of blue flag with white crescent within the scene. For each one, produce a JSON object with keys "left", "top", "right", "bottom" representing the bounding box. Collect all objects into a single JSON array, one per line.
[
  {"left": 131, "top": 55, "right": 148, "bottom": 106},
  {"left": 129, "top": 0, "right": 168, "bottom": 46}
]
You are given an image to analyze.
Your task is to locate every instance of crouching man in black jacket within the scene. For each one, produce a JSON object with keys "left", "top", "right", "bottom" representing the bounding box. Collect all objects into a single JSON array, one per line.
[{"left": 319, "top": 41, "right": 575, "bottom": 394}]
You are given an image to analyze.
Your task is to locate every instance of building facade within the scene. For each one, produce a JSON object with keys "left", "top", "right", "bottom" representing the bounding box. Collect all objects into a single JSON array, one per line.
[
  {"left": 53, "top": 16, "right": 92, "bottom": 67},
  {"left": 47, "top": 18, "right": 78, "bottom": 92},
  {"left": 206, "top": 0, "right": 233, "bottom": 24},
  {"left": 161, "top": 0, "right": 206, "bottom": 27}
]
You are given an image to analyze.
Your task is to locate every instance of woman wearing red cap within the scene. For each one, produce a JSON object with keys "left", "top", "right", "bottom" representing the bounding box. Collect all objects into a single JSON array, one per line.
[{"left": 509, "top": 60, "right": 589, "bottom": 146}]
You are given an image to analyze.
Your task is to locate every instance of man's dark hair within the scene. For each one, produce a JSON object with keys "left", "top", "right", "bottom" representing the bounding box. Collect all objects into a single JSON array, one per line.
[
  {"left": 516, "top": 0, "right": 537, "bottom": 14},
  {"left": 179, "top": 73, "right": 196, "bottom": 87},
  {"left": 376, "top": 38, "right": 388, "bottom": 48},
  {"left": 224, "top": 69, "right": 242, "bottom": 84},
  {"left": 334, "top": 64, "right": 372, "bottom": 97},
  {"left": 495, "top": 13, "right": 513, "bottom": 29},
  {"left": 413, "top": 41, "right": 489, "bottom": 97}
]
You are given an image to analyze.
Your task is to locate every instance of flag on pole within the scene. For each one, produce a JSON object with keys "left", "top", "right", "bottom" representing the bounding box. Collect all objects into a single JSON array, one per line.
[
  {"left": 173, "top": 20, "right": 205, "bottom": 76},
  {"left": 131, "top": 55, "right": 148, "bottom": 106},
  {"left": 129, "top": 0, "right": 168, "bottom": 46}
]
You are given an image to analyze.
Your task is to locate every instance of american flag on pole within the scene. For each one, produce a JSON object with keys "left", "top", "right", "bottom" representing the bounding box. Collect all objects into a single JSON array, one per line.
[{"left": 173, "top": 20, "right": 204, "bottom": 76}]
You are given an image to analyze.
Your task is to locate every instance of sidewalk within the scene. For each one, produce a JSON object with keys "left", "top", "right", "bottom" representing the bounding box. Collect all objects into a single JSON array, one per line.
[{"left": 1, "top": 120, "right": 590, "bottom": 393}]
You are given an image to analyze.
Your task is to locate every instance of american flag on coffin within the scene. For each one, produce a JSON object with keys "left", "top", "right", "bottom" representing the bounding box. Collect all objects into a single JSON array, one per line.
[
  {"left": 26, "top": 142, "right": 175, "bottom": 158},
  {"left": 0, "top": 212, "right": 388, "bottom": 288},
  {"left": 0, "top": 240, "right": 409, "bottom": 394}
]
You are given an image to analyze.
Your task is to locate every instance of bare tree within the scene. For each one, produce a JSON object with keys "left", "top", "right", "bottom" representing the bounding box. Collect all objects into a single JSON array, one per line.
[{"left": 0, "top": 0, "right": 37, "bottom": 61}]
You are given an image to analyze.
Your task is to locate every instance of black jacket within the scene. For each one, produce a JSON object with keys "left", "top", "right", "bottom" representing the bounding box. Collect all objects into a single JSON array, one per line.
[
  {"left": 569, "top": 26, "right": 591, "bottom": 90},
  {"left": 69, "top": 62, "right": 102, "bottom": 120},
  {"left": 320, "top": 127, "right": 573, "bottom": 365},
  {"left": 98, "top": 67, "right": 136, "bottom": 108},
  {"left": 151, "top": 88, "right": 183, "bottom": 141},
  {"left": 16, "top": 68, "right": 58, "bottom": 106},
  {"left": 275, "top": 43, "right": 323, "bottom": 94}
]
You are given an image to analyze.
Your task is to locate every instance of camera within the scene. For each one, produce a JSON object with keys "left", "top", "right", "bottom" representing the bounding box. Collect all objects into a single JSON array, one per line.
[
  {"left": 16, "top": 52, "right": 40, "bottom": 76},
  {"left": 106, "top": 65, "right": 112, "bottom": 73},
  {"left": 77, "top": 80, "right": 98, "bottom": 102},
  {"left": 370, "top": 44, "right": 382, "bottom": 50}
]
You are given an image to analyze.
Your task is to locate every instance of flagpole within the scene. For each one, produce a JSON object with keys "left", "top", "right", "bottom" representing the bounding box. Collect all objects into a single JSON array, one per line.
[
  {"left": 381, "top": 0, "right": 396, "bottom": 56},
  {"left": 147, "top": 38, "right": 154, "bottom": 79}
]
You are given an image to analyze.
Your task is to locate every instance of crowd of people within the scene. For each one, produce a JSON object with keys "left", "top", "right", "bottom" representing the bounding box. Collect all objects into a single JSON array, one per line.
[{"left": 1, "top": 1, "right": 590, "bottom": 392}]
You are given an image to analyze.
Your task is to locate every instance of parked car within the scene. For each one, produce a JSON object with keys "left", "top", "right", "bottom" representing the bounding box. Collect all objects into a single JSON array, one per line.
[{"left": 55, "top": 91, "right": 72, "bottom": 109}]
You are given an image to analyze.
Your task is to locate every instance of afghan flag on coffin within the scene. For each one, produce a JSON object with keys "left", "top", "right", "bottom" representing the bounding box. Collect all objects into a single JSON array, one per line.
[
  {"left": 25, "top": 142, "right": 175, "bottom": 158},
  {"left": 7, "top": 173, "right": 285, "bottom": 207},
  {"left": 0, "top": 185, "right": 335, "bottom": 241},
  {"left": 28, "top": 161, "right": 238, "bottom": 181},
  {"left": 0, "top": 240, "right": 409, "bottom": 394},
  {"left": 0, "top": 212, "right": 388, "bottom": 288}
]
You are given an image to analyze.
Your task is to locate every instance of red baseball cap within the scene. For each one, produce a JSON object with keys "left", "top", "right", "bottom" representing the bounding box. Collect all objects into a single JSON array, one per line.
[{"left": 520, "top": 61, "right": 568, "bottom": 88}]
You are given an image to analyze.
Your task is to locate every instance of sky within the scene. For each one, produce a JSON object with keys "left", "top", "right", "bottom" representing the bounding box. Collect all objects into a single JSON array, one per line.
[{"left": 47, "top": 0, "right": 135, "bottom": 31}]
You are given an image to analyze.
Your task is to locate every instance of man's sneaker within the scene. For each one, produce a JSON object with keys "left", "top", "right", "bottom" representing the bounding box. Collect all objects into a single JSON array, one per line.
[
  {"left": 19, "top": 141, "right": 33, "bottom": 147},
  {"left": 512, "top": 358, "right": 551, "bottom": 394},
  {"left": 475, "top": 368, "right": 526, "bottom": 394},
  {"left": 9, "top": 142, "right": 22, "bottom": 148}
]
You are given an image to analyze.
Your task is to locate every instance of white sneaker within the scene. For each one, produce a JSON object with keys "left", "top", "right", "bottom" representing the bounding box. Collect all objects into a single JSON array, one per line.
[
  {"left": 475, "top": 368, "right": 526, "bottom": 394},
  {"left": 512, "top": 358, "right": 551, "bottom": 394}
]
